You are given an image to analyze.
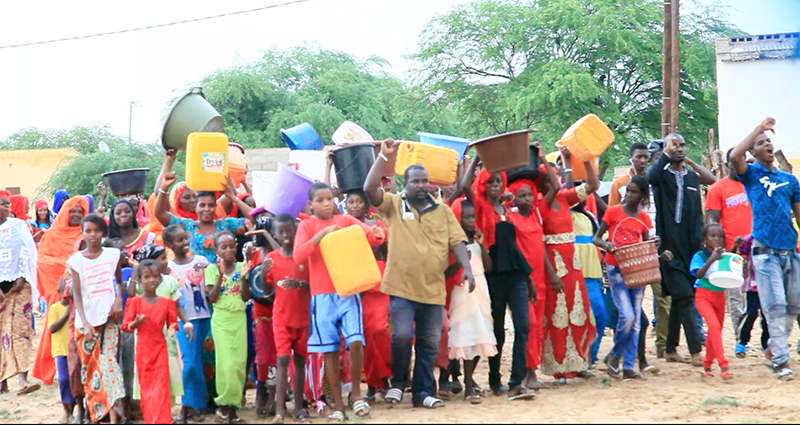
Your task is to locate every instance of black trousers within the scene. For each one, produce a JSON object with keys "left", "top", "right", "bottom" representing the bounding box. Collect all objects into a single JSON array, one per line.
[
  {"left": 739, "top": 291, "right": 769, "bottom": 350},
  {"left": 665, "top": 295, "right": 703, "bottom": 355}
]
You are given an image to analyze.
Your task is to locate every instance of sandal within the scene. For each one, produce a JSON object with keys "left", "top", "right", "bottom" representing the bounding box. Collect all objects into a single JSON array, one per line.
[
  {"left": 327, "top": 411, "right": 346, "bottom": 423},
  {"left": 385, "top": 388, "right": 403, "bottom": 405},
  {"left": 293, "top": 409, "right": 312, "bottom": 423},
  {"left": 640, "top": 365, "right": 660, "bottom": 375},
  {"left": 700, "top": 371, "right": 715, "bottom": 379},
  {"left": 720, "top": 369, "right": 734, "bottom": 382},
  {"left": 352, "top": 399, "right": 371, "bottom": 418},
  {"left": 16, "top": 383, "right": 40, "bottom": 396},
  {"left": 418, "top": 396, "right": 445, "bottom": 409},
  {"left": 215, "top": 409, "right": 228, "bottom": 424},
  {"left": 664, "top": 352, "right": 691, "bottom": 364},
  {"left": 465, "top": 394, "right": 482, "bottom": 405},
  {"left": 507, "top": 386, "right": 535, "bottom": 401},
  {"left": 271, "top": 415, "right": 284, "bottom": 424},
  {"left": 436, "top": 389, "right": 454, "bottom": 401}
]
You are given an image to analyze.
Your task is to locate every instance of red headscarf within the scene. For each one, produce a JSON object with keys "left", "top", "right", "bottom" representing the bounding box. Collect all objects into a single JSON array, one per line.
[
  {"left": 507, "top": 178, "right": 540, "bottom": 203},
  {"left": 170, "top": 182, "right": 198, "bottom": 220},
  {"left": 229, "top": 192, "right": 253, "bottom": 219},
  {"left": 9, "top": 195, "right": 30, "bottom": 220},
  {"left": 470, "top": 169, "right": 508, "bottom": 248},
  {"left": 0, "top": 190, "right": 10, "bottom": 199},
  {"left": 35, "top": 200, "right": 49, "bottom": 210}
]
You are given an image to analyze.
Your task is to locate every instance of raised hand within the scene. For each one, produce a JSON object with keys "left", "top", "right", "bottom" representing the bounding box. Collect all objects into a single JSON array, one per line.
[
  {"left": 97, "top": 182, "right": 107, "bottom": 198},
  {"left": 759, "top": 117, "right": 776, "bottom": 134},
  {"left": 381, "top": 138, "right": 398, "bottom": 156},
  {"left": 162, "top": 172, "right": 178, "bottom": 191},
  {"left": 371, "top": 225, "right": 385, "bottom": 240}
]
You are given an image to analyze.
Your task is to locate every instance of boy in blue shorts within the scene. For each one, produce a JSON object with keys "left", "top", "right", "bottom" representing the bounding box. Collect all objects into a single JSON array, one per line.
[{"left": 294, "top": 183, "right": 385, "bottom": 421}]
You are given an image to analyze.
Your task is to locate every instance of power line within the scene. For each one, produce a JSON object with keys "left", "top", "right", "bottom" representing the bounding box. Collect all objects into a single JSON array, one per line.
[{"left": 0, "top": 0, "right": 313, "bottom": 50}]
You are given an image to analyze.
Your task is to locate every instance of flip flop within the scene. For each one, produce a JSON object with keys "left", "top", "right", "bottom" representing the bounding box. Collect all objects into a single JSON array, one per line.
[
  {"left": 16, "top": 383, "right": 40, "bottom": 396},
  {"left": 293, "top": 409, "right": 312, "bottom": 423},
  {"left": 352, "top": 399, "right": 371, "bottom": 418},
  {"left": 465, "top": 394, "right": 482, "bottom": 405},
  {"left": 327, "top": 411, "right": 346, "bottom": 423}
]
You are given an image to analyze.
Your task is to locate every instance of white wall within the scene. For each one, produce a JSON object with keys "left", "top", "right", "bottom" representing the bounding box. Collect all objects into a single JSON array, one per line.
[{"left": 716, "top": 57, "right": 800, "bottom": 155}]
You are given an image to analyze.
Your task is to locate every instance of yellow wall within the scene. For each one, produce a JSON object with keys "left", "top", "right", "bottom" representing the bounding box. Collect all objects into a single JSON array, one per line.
[{"left": 0, "top": 148, "right": 80, "bottom": 209}]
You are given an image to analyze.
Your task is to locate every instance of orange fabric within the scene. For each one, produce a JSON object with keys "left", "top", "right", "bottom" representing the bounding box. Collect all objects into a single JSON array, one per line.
[
  {"left": 31, "top": 292, "right": 60, "bottom": 384},
  {"left": 143, "top": 194, "right": 165, "bottom": 246},
  {"left": 36, "top": 196, "right": 88, "bottom": 298}
]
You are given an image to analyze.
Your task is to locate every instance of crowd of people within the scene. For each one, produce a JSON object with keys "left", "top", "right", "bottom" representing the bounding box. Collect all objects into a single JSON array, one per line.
[{"left": 0, "top": 116, "right": 798, "bottom": 424}]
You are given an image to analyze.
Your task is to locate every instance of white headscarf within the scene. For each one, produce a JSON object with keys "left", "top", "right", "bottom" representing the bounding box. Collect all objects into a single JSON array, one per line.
[{"left": 0, "top": 217, "right": 40, "bottom": 304}]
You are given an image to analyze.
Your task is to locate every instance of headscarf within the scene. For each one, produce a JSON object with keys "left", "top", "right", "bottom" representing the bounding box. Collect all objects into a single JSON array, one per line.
[
  {"left": 108, "top": 198, "right": 139, "bottom": 239},
  {"left": 36, "top": 196, "right": 89, "bottom": 298},
  {"left": 52, "top": 190, "right": 69, "bottom": 215},
  {"left": 470, "top": 169, "right": 507, "bottom": 248},
  {"left": 134, "top": 243, "right": 166, "bottom": 262},
  {"left": 170, "top": 182, "right": 198, "bottom": 220},
  {"left": 0, "top": 190, "right": 10, "bottom": 199},
  {"left": 143, "top": 194, "right": 165, "bottom": 247},
  {"left": 9, "top": 194, "right": 30, "bottom": 220},
  {"left": 32, "top": 200, "right": 52, "bottom": 225},
  {"left": 84, "top": 194, "right": 95, "bottom": 213},
  {"left": 507, "top": 178, "right": 540, "bottom": 204}
]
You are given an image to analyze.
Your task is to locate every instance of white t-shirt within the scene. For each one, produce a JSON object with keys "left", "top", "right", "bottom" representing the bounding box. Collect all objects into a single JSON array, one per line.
[
  {"left": 169, "top": 256, "right": 211, "bottom": 321},
  {"left": 67, "top": 248, "right": 120, "bottom": 330}
]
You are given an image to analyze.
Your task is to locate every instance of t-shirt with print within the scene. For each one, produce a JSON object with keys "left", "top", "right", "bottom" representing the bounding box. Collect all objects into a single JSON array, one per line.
[
  {"left": 169, "top": 256, "right": 211, "bottom": 321},
  {"left": 690, "top": 250, "right": 724, "bottom": 292},
  {"left": 169, "top": 214, "right": 247, "bottom": 264},
  {"left": 602, "top": 205, "right": 653, "bottom": 266},
  {"left": 48, "top": 302, "right": 69, "bottom": 357},
  {"left": 739, "top": 163, "right": 800, "bottom": 251},
  {"left": 705, "top": 177, "right": 752, "bottom": 251},
  {"left": 265, "top": 250, "right": 310, "bottom": 329},
  {"left": 205, "top": 262, "right": 247, "bottom": 312},
  {"left": 67, "top": 247, "right": 120, "bottom": 330}
]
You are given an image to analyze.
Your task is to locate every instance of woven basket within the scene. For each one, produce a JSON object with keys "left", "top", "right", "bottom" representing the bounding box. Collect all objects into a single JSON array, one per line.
[{"left": 613, "top": 239, "right": 661, "bottom": 288}]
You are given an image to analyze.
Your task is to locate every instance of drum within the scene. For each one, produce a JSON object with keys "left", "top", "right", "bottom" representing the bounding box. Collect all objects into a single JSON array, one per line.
[
  {"left": 247, "top": 264, "right": 274, "bottom": 304},
  {"left": 708, "top": 253, "right": 745, "bottom": 289}
]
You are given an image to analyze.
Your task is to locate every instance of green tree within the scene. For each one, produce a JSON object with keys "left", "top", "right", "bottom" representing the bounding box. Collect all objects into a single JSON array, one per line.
[
  {"left": 39, "top": 142, "right": 185, "bottom": 203},
  {"left": 0, "top": 125, "right": 126, "bottom": 154},
  {"left": 195, "top": 44, "right": 463, "bottom": 148},
  {"left": 411, "top": 0, "right": 739, "bottom": 176}
]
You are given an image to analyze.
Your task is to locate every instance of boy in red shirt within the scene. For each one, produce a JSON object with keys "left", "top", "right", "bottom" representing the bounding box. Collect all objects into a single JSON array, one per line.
[
  {"left": 263, "top": 214, "right": 311, "bottom": 423},
  {"left": 294, "top": 183, "right": 385, "bottom": 421}
]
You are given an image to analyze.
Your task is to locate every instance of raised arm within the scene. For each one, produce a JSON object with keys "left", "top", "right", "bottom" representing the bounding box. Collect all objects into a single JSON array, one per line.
[
  {"left": 154, "top": 152, "right": 178, "bottom": 227},
  {"left": 459, "top": 154, "right": 481, "bottom": 202},
  {"left": 684, "top": 157, "right": 717, "bottom": 185},
  {"left": 364, "top": 140, "right": 398, "bottom": 207},
  {"left": 732, "top": 117, "right": 775, "bottom": 176}
]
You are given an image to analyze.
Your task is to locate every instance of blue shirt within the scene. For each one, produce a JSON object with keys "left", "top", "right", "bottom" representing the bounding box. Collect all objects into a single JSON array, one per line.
[
  {"left": 738, "top": 163, "right": 800, "bottom": 251},
  {"left": 690, "top": 250, "right": 724, "bottom": 292},
  {"left": 169, "top": 214, "right": 247, "bottom": 264}
]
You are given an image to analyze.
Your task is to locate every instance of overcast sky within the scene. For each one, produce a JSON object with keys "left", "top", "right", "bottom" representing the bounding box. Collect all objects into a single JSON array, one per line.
[{"left": 0, "top": 0, "right": 797, "bottom": 144}]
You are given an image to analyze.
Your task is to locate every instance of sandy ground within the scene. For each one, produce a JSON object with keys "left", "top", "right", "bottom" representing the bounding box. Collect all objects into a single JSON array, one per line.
[{"left": 3, "top": 287, "right": 800, "bottom": 424}]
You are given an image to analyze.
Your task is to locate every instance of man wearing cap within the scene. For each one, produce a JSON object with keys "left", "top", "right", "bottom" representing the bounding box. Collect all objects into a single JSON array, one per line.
[
  {"left": 648, "top": 133, "right": 716, "bottom": 366},
  {"left": 609, "top": 142, "right": 670, "bottom": 359}
]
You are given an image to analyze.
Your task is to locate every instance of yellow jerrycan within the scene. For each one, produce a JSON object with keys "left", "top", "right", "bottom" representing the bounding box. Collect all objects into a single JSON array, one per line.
[
  {"left": 394, "top": 141, "right": 459, "bottom": 186},
  {"left": 320, "top": 225, "right": 382, "bottom": 297},
  {"left": 186, "top": 132, "right": 229, "bottom": 191}
]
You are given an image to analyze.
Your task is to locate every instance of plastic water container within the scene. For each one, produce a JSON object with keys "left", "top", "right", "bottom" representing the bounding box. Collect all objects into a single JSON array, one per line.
[
  {"left": 708, "top": 253, "right": 745, "bottom": 289},
  {"left": 320, "top": 225, "right": 382, "bottom": 297},
  {"left": 558, "top": 114, "right": 614, "bottom": 162},
  {"left": 332, "top": 121, "right": 374, "bottom": 145},
  {"left": 417, "top": 132, "right": 470, "bottom": 160},
  {"left": 506, "top": 143, "right": 541, "bottom": 184},
  {"left": 228, "top": 144, "right": 248, "bottom": 186},
  {"left": 263, "top": 163, "right": 315, "bottom": 218},
  {"left": 186, "top": 132, "right": 229, "bottom": 191},
  {"left": 555, "top": 140, "right": 600, "bottom": 181},
  {"left": 252, "top": 171, "right": 276, "bottom": 208},
  {"left": 470, "top": 130, "right": 532, "bottom": 174},
  {"left": 332, "top": 144, "right": 376, "bottom": 193},
  {"left": 394, "top": 142, "right": 459, "bottom": 186},
  {"left": 280, "top": 123, "right": 324, "bottom": 150},
  {"left": 289, "top": 150, "right": 336, "bottom": 185}
]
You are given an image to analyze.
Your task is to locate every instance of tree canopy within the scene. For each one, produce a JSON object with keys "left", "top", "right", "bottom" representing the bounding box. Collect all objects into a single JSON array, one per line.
[
  {"left": 198, "top": 44, "right": 463, "bottom": 148},
  {"left": 411, "top": 0, "right": 739, "bottom": 174},
  {"left": 0, "top": 125, "right": 125, "bottom": 155}
]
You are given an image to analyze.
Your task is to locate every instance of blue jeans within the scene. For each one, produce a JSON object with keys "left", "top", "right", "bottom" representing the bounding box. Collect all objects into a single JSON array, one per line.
[
  {"left": 487, "top": 273, "right": 529, "bottom": 388},
  {"left": 752, "top": 242, "right": 800, "bottom": 368},
  {"left": 585, "top": 278, "right": 607, "bottom": 365},
  {"left": 177, "top": 318, "right": 211, "bottom": 411},
  {"left": 389, "top": 296, "right": 443, "bottom": 405},
  {"left": 608, "top": 266, "right": 644, "bottom": 370}
]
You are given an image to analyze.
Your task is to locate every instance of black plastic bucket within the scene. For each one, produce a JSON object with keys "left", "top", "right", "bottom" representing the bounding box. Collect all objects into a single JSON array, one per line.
[
  {"left": 506, "top": 143, "right": 541, "bottom": 184},
  {"left": 102, "top": 168, "right": 150, "bottom": 196},
  {"left": 332, "top": 145, "right": 376, "bottom": 193}
]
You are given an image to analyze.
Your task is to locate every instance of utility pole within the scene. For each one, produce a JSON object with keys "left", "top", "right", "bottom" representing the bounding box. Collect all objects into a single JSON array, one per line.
[
  {"left": 128, "top": 101, "right": 138, "bottom": 143},
  {"left": 662, "top": 0, "right": 680, "bottom": 138}
]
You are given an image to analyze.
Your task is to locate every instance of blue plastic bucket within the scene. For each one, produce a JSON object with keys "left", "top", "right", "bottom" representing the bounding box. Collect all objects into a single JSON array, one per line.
[
  {"left": 418, "top": 132, "right": 470, "bottom": 160},
  {"left": 280, "top": 123, "right": 324, "bottom": 150},
  {"left": 263, "top": 163, "right": 315, "bottom": 218}
]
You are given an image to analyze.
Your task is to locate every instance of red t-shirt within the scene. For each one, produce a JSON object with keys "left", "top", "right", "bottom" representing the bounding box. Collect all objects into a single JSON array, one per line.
[
  {"left": 265, "top": 250, "right": 310, "bottom": 329},
  {"left": 705, "top": 177, "right": 753, "bottom": 251},
  {"left": 294, "top": 215, "right": 380, "bottom": 296},
  {"left": 602, "top": 205, "right": 653, "bottom": 266},
  {"left": 249, "top": 249, "right": 273, "bottom": 319}
]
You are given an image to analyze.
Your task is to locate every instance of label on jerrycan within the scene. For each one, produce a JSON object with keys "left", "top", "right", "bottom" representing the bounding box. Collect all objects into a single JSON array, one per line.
[{"left": 202, "top": 152, "right": 227, "bottom": 173}]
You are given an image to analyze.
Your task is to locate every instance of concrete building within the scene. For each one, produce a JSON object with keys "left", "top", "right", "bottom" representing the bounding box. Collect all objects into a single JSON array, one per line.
[{"left": 0, "top": 148, "right": 80, "bottom": 205}]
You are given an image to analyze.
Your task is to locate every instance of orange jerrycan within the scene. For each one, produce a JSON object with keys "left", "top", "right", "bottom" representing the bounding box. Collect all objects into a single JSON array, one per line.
[
  {"left": 558, "top": 114, "right": 614, "bottom": 162},
  {"left": 320, "top": 225, "right": 381, "bottom": 297},
  {"left": 394, "top": 141, "right": 459, "bottom": 186},
  {"left": 186, "top": 132, "right": 229, "bottom": 191}
]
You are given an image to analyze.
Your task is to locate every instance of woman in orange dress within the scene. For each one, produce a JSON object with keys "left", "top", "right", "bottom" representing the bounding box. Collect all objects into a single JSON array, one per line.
[{"left": 537, "top": 154, "right": 599, "bottom": 384}]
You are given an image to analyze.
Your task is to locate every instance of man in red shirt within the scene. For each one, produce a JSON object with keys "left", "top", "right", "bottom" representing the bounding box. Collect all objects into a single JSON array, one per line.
[{"left": 705, "top": 148, "right": 752, "bottom": 348}]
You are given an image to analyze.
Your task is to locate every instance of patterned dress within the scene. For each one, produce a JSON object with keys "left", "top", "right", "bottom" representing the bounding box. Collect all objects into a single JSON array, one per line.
[{"left": 537, "top": 185, "right": 597, "bottom": 378}]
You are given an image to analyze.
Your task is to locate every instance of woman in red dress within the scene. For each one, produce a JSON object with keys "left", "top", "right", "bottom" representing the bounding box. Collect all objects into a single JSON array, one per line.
[{"left": 537, "top": 153, "right": 600, "bottom": 383}]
